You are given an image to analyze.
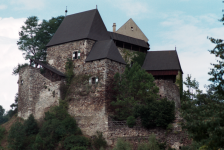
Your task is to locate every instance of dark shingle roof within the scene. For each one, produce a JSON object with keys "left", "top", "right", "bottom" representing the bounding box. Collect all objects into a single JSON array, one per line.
[
  {"left": 31, "top": 59, "right": 66, "bottom": 77},
  {"left": 142, "top": 50, "right": 183, "bottom": 73},
  {"left": 85, "top": 40, "right": 126, "bottom": 64},
  {"left": 108, "top": 32, "right": 149, "bottom": 49},
  {"left": 46, "top": 9, "right": 110, "bottom": 47}
]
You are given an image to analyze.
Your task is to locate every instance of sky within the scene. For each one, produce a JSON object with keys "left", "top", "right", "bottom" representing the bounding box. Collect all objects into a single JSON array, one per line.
[{"left": 0, "top": 0, "right": 224, "bottom": 111}]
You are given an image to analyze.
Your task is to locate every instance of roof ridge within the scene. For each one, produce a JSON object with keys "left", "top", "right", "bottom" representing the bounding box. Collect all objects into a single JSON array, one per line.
[
  {"left": 87, "top": 9, "right": 98, "bottom": 38},
  {"left": 66, "top": 9, "right": 96, "bottom": 17}
]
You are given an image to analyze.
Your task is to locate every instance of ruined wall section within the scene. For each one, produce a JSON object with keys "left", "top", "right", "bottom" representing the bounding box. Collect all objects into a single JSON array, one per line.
[
  {"left": 46, "top": 39, "right": 95, "bottom": 73},
  {"left": 18, "top": 66, "right": 61, "bottom": 120}
]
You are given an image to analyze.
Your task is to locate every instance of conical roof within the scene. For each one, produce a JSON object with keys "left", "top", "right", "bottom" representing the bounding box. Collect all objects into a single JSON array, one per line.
[
  {"left": 116, "top": 18, "right": 149, "bottom": 42},
  {"left": 46, "top": 9, "right": 110, "bottom": 47},
  {"left": 85, "top": 40, "right": 126, "bottom": 64}
]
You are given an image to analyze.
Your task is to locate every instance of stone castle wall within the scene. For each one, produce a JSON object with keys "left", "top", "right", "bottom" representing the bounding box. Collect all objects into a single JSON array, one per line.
[
  {"left": 18, "top": 38, "right": 186, "bottom": 149},
  {"left": 46, "top": 39, "right": 95, "bottom": 73},
  {"left": 18, "top": 66, "right": 62, "bottom": 120}
]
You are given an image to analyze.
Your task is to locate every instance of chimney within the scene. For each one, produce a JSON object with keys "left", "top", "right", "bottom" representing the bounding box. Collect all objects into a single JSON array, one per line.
[{"left": 113, "top": 23, "right": 116, "bottom": 32}]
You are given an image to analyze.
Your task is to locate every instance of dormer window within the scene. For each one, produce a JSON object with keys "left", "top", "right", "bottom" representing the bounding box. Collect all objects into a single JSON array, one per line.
[
  {"left": 131, "top": 27, "right": 133, "bottom": 31},
  {"left": 73, "top": 50, "right": 81, "bottom": 60}
]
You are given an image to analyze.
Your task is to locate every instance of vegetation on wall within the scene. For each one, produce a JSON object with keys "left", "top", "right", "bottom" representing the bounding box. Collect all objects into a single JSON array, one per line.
[{"left": 112, "top": 63, "right": 175, "bottom": 128}]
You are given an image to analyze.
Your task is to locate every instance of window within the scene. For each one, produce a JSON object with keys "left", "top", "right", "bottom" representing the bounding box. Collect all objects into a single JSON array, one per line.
[
  {"left": 72, "top": 50, "right": 81, "bottom": 60},
  {"left": 21, "top": 80, "right": 23, "bottom": 85},
  {"left": 131, "top": 27, "right": 133, "bottom": 31},
  {"left": 89, "top": 77, "right": 99, "bottom": 85},
  {"left": 92, "top": 77, "right": 96, "bottom": 84}
]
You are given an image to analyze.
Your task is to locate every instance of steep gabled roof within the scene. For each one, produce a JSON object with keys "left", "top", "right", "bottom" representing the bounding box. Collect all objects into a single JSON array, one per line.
[
  {"left": 116, "top": 18, "right": 149, "bottom": 42},
  {"left": 85, "top": 40, "right": 126, "bottom": 64},
  {"left": 46, "top": 9, "right": 110, "bottom": 47},
  {"left": 108, "top": 32, "right": 149, "bottom": 49},
  {"left": 142, "top": 50, "right": 183, "bottom": 73},
  {"left": 31, "top": 59, "right": 66, "bottom": 77}
]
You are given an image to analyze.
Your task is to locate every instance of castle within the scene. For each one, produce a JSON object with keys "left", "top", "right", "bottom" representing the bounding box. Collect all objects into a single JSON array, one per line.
[{"left": 18, "top": 9, "right": 187, "bottom": 148}]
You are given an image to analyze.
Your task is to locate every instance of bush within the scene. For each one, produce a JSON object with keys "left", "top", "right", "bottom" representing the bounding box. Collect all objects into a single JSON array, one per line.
[
  {"left": 0, "top": 126, "right": 6, "bottom": 141},
  {"left": 126, "top": 116, "right": 136, "bottom": 128},
  {"left": 71, "top": 146, "right": 87, "bottom": 150},
  {"left": 113, "top": 138, "right": 131, "bottom": 150},
  {"left": 24, "top": 114, "right": 39, "bottom": 136},
  {"left": 148, "top": 133, "right": 160, "bottom": 150},
  {"left": 63, "top": 135, "right": 89, "bottom": 150},
  {"left": 137, "top": 142, "right": 149, "bottom": 150},
  {"left": 92, "top": 131, "right": 107, "bottom": 150},
  {"left": 8, "top": 121, "right": 26, "bottom": 150},
  {"left": 135, "top": 98, "right": 175, "bottom": 128}
]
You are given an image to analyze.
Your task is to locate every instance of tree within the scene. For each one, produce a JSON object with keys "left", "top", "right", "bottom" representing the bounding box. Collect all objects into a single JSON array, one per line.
[
  {"left": 207, "top": 5, "right": 224, "bottom": 97},
  {"left": 181, "top": 75, "right": 224, "bottom": 149},
  {"left": 112, "top": 63, "right": 159, "bottom": 120},
  {"left": 13, "top": 15, "right": 64, "bottom": 75}
]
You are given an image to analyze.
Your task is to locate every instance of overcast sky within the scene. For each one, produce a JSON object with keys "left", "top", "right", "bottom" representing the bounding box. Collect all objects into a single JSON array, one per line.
[{"left": 0, "top": 0, "right": 224, "bottom": 111}]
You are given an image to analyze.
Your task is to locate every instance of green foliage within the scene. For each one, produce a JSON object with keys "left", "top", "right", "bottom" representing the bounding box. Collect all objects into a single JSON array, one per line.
[
  {"left": 12, "top": 63, "right": 29, "bottom": 75},
  {"left": 0, "top": 105, "right": 7, "bottom": 125},
  {"left": 36, "top": 102, "right": 82, "bottom": 150},
  {"left": 112, "top": 63, "right": 159, "bottom": 120},
  {"left": 137, "top": 142, "right": 149, "bottom": 150},
  {"left": 71, "top": 146, "right": 87, "bottom": 150},
  {"left": 132, "top": 51, "right": 146, "bottom": 66},
  {"left": 8, "top": 121, "right": 26, "bottom": 150},
  {"left": 65, "top": 58, "right": 74, "bottom": 85},
  {"left": 32, "top": 134, "right": 43, "bottom": 150},
  {"left": 24, "top": 114, "right": 38, "bottom": 136},
  {"left": 148, "top": 134, "right": 160, "bottom": 150},
  {"left": 126, "top": 116, "right": 136, "bottom": 128},
  {"left": 92, "top": 131, "right": 107, "bottom": 150},
  {"left": 135, "top": 98, "right": 175, "bottom": 128},
  {"left": 0, "top": 126, "right": 6, "bottom": 141},
  {"left": 64, "top": 135, "right": 89, "bottom": 150},
  {"left": 17, "top": 16, "right": 64, "bottom": 61},
  {"left": 113, "top": 138, "right": 131, "bottom": 150},
  {"left": 181, "top": 75, "right": 224, "bottom": 149},
  {"left": 208, "top": 36, "right": 224, "bottom": 97}
]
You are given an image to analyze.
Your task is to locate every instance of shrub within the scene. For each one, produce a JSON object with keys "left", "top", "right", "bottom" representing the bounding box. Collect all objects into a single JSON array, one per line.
[
  {"left": 137, "top": 142, "right": 149, "bottom": 150},
  {"left": 32, "top": 134, "right": 44, "bottom": 150},
  {"left": 113, "top": 138, "right": 131, "bottom": 150},
  {"left": 63, "top": 135, "right": 89, "bottom": 150},
  {"left": 71, "top": 146, "right": 87, "bottom": 150},
  {"left": 135, "top": 98, "right": 175, "bottom": 128},
  {"left": 0, "top": 126, "right": 5, "bottom": 141},
  {"left": 126, "top": 116, "right": 136, "bottom": 128},
  {"left": 8, "top": 121, "right": 26, "bottom": 150},
  {"left": 24, "top": 114, "right": 39, "bottom": 136},
  {"left": 148, "top": 133, "right": 160, "bottom": 150},
  {"left": 92, "top": 131, "right": 107, "bottom": 150}
]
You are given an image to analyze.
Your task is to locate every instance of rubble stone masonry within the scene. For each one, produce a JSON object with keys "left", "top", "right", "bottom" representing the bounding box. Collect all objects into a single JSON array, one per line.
[{"left": 18, "top": 66, "right": 62, "bottom": 120}]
